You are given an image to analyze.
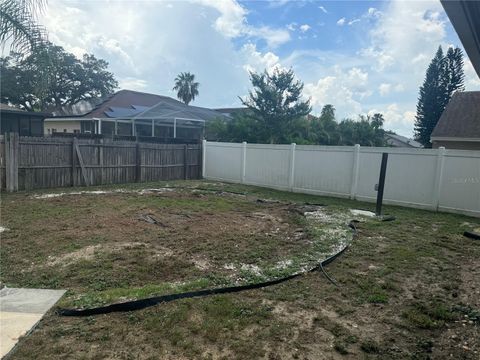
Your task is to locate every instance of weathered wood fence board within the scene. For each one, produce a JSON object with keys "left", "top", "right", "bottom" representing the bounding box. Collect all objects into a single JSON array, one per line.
[{"left": 0, "top": 134, "right": 202, "bottom": 191}]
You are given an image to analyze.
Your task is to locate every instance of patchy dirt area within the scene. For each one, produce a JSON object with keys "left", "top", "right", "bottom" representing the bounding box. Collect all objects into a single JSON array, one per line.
[{"left": 1, "top": 180, "right": 479, "bottom": 359}]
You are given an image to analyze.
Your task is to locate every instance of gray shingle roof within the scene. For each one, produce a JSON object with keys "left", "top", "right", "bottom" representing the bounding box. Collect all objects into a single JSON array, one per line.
[{"left": 431, "top": 91, "right": 480, "bottom": 139}]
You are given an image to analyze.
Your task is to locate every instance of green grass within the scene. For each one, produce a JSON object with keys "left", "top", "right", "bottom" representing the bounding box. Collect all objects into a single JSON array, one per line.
[{"left": 1, "top": 180, "right": 479, "bottom": 359}]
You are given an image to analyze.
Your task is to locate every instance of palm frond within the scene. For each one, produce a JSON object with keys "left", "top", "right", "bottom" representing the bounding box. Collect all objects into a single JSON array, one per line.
[{"left": 0, "top": 0, "right": 48, "bottom": 55}]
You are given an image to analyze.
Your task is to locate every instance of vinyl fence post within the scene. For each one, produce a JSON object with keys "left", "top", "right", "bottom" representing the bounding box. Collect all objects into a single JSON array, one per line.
[
  {"left": 202, "top": 139, "right": 207, "bottom": 179},
  {"left": 289, "top": 143, "right": 296, "bottom": 191},
  {"left": 432, "top": 146, "right": 446, "bottom": 211},
  {"left": 350, "top": 144, "right": 360, "bottom": 200},
  {"left": 241, "top": 141, "right": 247, "bottom": 184}
]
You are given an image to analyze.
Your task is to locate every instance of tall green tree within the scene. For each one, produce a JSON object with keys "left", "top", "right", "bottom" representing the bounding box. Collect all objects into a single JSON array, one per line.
[
  {"left": 338, "top": 114, "right": 386, "bottom": 146},
  {"left": 240, "top": 68, "right": 311, "bottom": 143},
  {"left": 443, "top": 46, "right": 465, "bottom": 108},
  {"left": 310, "top": 104, "right": 339, "bottom": 145},
  {"left": 0, "top": 0, "right": 47, "bottom": 55},
  {"left": 0, "top": 42, "right": 118, "bottom": 111},
  {"left": 173, "top": 72, "right": 199, "bottom": 105},
  {"left": 414, "top": 46, "right": 464, "bottom": 147}
]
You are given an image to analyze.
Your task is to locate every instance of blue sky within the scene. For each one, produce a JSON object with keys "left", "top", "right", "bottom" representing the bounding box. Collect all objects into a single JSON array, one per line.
[{"left": 37, "top": 0, "right": 480, "bottom": 137}]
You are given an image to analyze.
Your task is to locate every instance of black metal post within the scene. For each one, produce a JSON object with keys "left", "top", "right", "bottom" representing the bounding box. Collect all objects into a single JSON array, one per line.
[{"left": 375, "top": 152, "right": 389, "bottom": 216}]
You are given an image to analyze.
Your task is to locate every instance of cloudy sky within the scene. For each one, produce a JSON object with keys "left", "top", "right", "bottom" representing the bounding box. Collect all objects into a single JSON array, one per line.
[{"left": 38, "top": 0, "right": 480, "bottom": 137}]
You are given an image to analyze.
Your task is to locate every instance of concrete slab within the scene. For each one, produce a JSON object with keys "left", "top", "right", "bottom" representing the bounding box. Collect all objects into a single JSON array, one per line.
[
  {"left": 0, "top": 312, "right": 43, "bottom": 357},
  {"left": 0, "top": 287, "right": 65, "bottom": 358},
  {"left": 0, "top": 288, "right": 66, "bottom": 314}
]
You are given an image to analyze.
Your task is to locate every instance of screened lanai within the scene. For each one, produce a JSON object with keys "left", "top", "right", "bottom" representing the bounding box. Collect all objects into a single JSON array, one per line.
[{"left": 96, "top": 99, "right": 224, "bottom": 140}]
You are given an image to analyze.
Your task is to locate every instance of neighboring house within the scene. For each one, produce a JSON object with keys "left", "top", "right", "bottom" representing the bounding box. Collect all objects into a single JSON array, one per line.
[
  {"left": 438, "top": 1, "right": 480, "bottom": 150},
  {"left": 44, "top": 90, "right": 227, "bottom": 139},
  {"left": 430, "top": 91, "right": 480, "bottom": 150},
  {"left": 0, "top": 103, "right": 50, "bottom": 136},
  {"left": 385, "top": 133, "right": 422, "bottom": 148}
]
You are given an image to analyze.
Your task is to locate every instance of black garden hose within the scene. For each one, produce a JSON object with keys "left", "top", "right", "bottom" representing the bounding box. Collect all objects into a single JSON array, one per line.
[
  {"left": 57, "top": 221, "right": 358, "bottom": 317},
  {"left": 464, "top": 231, "right": 480, "bottom": 240}
]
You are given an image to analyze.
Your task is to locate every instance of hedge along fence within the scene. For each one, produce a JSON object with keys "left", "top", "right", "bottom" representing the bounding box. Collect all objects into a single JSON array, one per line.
[
  {"left": 202, "top": 140, "right": 480, "bottom": 218},
  {"left": 0, "top": 133, "right": 202, "bottom": 191}
]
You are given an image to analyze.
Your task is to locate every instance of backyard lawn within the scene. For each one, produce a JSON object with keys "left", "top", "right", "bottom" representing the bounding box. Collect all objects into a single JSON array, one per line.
[{"left": 1, "top": 181, "right": 479, "bottom": 359}]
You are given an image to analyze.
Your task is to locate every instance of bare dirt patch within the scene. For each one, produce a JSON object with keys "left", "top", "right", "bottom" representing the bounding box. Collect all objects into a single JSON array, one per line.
[{"left": 1, "top": 181, "right": 479, "bottom": 360}]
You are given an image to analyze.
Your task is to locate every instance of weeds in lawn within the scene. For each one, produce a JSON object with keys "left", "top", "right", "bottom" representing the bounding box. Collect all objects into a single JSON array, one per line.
[{"left": 2, "top": 180, "right": 479, "bottom": 359}]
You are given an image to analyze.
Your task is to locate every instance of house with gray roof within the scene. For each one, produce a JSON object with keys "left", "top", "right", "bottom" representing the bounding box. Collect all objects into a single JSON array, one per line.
[
  {"left": 44, "top": 90, "right": 227, "bottom": 140},
  {"left": 430, "top": 91, "right": 480, "bottom": 150},
  {"left": 385, "top": 133, "right": 422, "bottom": 148}
]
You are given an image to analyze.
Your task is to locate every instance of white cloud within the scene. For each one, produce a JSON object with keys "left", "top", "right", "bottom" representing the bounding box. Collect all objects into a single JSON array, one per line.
[
  {"left": 118, "top": 77, "right": 149, "bottom": 91},
  {"left": 319, "top": 6, "right": 327, "bottom": 13},
  {"left": 348, "top": 19, "right": 360, "bottom": 26},
  {"left": 366, "top": 7, "right": 382, "bottom": 19},
  {"left": 378, "top": 82, "right": 405, "bottom": 96},
  {"left": 194, "top": 0, "right": 247, "bottom": 38},
  {"left": 303, "top": 66, "right": 370, "bottom": 119},
  {"left": 299, "top": 24, "right": 311, "bottom": 33},
  {"left": 254, "top": 26, "right": 291, "bottom": 48},
  {"left": 464, "top": 58, "right": 480, "bottom": 89},
  {"left": 39, "top": 0, "right": 253, "bottom": 108},
  {"left": 286, "top": 22, "right": 296, "bottom": 31},
  {"left": 336, "top": 17, "right": 346, "bottom": 26},
  {"left": 305, "top": 76, "right": 362, "bottom": 118},
  {"left": 361, "top": 0, "right": 447, "bottom": 72},
  {"left": 194, "top": 0, "right": 290, "bottom": 47},
  {"left": 368, "top": 104, "right": 416, "bottom": 135},
  {"left": 379, "top": 83, "right": 391, "bottom": 96},
  {"left": 240, "top": 43, "right": 282, "bottom": 74}
]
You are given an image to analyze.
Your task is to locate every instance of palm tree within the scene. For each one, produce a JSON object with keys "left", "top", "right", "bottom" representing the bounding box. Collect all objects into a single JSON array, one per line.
[
  {"left": 173, "top": 72, "right": 199, "bottom": 105},
  {"left": 0, "top": 0, "right": 47, "bottom": 55}
]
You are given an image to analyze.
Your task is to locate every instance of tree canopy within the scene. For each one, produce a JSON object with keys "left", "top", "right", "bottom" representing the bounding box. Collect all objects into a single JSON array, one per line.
[
  {"left": 0, "top": 42, "right": 118, "bottom": 111},
  {"left": 207, "top": 68, "right": 386, "bottom": 146},
  {"left": 240, "top": 68, "right": 311, "bottom": 143},
  {"left": 414, "top": 46, "right": 465, "bottom": 147},
  {"left": 173, "top": 72, "right": 199, "bottom": 105},
  {"left": 207, "top": 104, "right": 386, "bottom": 147}
]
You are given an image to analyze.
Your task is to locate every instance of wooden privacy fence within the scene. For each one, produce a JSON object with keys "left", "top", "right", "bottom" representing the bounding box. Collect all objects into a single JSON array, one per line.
[{"left": 0, "top": 133, "right": 202, "bottom": 191}]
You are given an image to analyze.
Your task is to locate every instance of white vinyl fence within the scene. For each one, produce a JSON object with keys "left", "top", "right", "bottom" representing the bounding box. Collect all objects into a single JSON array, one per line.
[{"left": 202, "top": 141, "right": 480, "bottom": 217}]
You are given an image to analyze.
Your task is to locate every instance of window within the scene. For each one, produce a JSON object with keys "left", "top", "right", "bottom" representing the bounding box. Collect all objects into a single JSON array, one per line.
[
  {"left": 30, "top": 118, "right": 43, "bottom": 136},
  {"left": 19, "top": 117, "right": 30, "bottom": 136},
  {"left": 73, "top": 129, "right": 80, "bottom": 134},
  {"left": 52, "top": 128, "right": 57, "bottom": 133}
]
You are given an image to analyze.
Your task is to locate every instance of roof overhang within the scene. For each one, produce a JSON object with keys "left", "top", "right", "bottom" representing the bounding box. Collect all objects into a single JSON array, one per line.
[
  {"left": 431, "top": 136, "right": 480, "bottom": 142},
  {"left": 441, "top": 0, "right": 480, "bottom": 78},
  {"left": 1, "top": 109, "right": 51, "bottom": 117}
]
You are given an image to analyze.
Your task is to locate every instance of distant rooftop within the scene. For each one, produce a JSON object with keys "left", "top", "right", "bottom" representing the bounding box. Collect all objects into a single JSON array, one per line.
[
  {"left": 385, "top": 133, "right": 423, "bottom": 148},
  {"left": 49, "top": 90, "right": 227, "bottom": 122},
  {"left": 0, "top": 103, "right": 24, "bottom": 112}
]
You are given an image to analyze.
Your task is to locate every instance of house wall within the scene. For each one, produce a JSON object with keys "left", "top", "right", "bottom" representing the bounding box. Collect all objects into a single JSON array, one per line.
[
  {"left": 203, "top": 141, "right": 480, "bottom": 218},
  {"left": 432, "top": 140, "right": 480, "bottom": 150},
  {"left": 44, "top": 121, "right": 81, "bottom": 134}
]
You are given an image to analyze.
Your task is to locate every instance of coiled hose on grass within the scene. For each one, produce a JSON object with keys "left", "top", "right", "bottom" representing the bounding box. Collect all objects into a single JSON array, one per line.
[{"left": 58, "top": 221, "right": 358, "bottom": 317}]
